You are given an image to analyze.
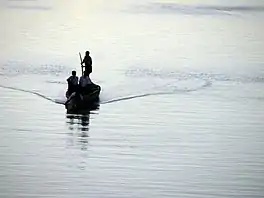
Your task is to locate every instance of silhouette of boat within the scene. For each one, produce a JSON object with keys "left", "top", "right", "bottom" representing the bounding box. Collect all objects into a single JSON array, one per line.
[{"left": 65, "top": 85, "right": 101, "bottom": 113}]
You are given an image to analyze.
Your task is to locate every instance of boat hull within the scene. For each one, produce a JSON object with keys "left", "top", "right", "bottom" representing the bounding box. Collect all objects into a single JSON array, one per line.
[{"left": 65, "top": 85, "right": 101, "bottom": 114}]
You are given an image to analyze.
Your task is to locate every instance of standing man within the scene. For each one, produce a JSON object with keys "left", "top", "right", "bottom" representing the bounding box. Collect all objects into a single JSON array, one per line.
[{"left": 81, "top": 51, "right": 92, "bottom": 75}]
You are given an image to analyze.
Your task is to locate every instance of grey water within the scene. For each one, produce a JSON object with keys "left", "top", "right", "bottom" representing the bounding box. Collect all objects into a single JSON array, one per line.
[{"left": 1, "top": 0, "right": 264, "bottom": 197}]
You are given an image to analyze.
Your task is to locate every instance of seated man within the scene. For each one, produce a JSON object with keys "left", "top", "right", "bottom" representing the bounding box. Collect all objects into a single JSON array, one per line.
[
  {"left": 79, "top": 70, "right": 95, "bottom": 94},
  {"left": 66, "top": 70, "right": 78, "bottom": 97}
]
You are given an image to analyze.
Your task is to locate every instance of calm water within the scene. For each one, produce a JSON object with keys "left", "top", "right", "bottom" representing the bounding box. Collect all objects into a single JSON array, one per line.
[{"left": 1, "top": 0, "right": 264, "bottom": 197}]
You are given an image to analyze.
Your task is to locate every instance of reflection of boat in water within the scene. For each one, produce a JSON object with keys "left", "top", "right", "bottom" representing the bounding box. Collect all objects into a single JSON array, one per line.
[
  {"left": 65, "top": 85, "right": 101, "bottom": 114},
  {"left": 66, "top": 113, "right": 91, "bottom": 131},
  {"left": 66, "top": 113, "right": 90, "bottom": 153}
]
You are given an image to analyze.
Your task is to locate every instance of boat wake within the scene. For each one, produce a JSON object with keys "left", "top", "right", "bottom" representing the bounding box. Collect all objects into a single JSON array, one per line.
[
  {"left": 0, "top": 78, "right": 212, "bottom": 106},
  {"left": 1, "top": 67, "right": 262, "bottom": 106},
  {"left": 101, "top": 80, "right": 212, "bottom": 104},
  {"left": 0, "top": 85, "right": 56, "bottom": 103}
]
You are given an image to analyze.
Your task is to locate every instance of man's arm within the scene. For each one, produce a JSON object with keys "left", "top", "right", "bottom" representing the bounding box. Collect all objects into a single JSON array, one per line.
[{"left": 82, "top": 56, "right": 87, "bottom": 65}]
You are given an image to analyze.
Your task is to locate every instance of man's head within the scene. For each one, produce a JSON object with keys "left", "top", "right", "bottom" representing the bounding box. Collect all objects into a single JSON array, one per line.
[
  {"left": 86, "top": 51, "right": 90, "bottom": 55},
  {"left": 72, "top": 70, "right": 76, "bottom": 76}
]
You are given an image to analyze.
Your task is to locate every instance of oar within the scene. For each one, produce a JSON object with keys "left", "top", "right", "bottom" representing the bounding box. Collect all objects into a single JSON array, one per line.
[{"left": 79, "top": 52, "right": 84, "bottom": 75}]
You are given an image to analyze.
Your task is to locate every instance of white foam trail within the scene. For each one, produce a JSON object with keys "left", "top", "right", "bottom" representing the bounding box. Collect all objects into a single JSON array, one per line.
[
  {"left": 101, "top": 80, "right": 212, "bottom": 104},
  {"left": 0, "top": 85, "right": 56, "bottom": 103}
]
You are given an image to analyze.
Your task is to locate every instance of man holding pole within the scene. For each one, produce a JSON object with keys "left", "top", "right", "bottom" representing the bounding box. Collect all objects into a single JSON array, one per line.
[{"left": 81, "top": 51, "right": 92, "bottom": 75}]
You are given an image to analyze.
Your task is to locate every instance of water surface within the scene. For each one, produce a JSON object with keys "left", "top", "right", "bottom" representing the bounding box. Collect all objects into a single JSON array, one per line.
[{"left": 1, "top": 0, "right": 264, "bottom": 197}]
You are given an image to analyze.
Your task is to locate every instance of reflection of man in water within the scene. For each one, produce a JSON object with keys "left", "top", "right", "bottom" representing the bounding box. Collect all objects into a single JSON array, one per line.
[
  {"left": 67, "top": 70, "right": 78, "bottom": 96},
  {"left": 81, "top": 51, "right": 92, "bottom": 74}
]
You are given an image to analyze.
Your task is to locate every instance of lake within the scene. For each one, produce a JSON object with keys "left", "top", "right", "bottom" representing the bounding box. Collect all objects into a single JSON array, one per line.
[{"left": 0, "top": 0, "right": 264, "bottom": 197}]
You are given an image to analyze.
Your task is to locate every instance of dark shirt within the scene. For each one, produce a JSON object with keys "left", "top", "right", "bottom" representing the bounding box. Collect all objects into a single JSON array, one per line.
[
  {"left": 83, "top": 55, "right": 92, "bottom": 66},
  {"left": 67, "top": 76, "right": 78, "bottom": 86},
  {"left": 82, "top": 55, "right": 92, "bottom": 73},
  {"left": 67, "top": 76, "right": 78, "bottom": 93}
]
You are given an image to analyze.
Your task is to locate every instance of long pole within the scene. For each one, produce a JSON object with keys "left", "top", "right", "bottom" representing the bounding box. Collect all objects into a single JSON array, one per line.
[{"left": 79, "top": 52, "right": 83, "bottom": 75}]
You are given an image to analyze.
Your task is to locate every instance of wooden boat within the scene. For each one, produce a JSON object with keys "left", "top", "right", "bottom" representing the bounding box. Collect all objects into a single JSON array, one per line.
[{"left": 65, "top": 85, "right": 101, "bottom": 114}]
